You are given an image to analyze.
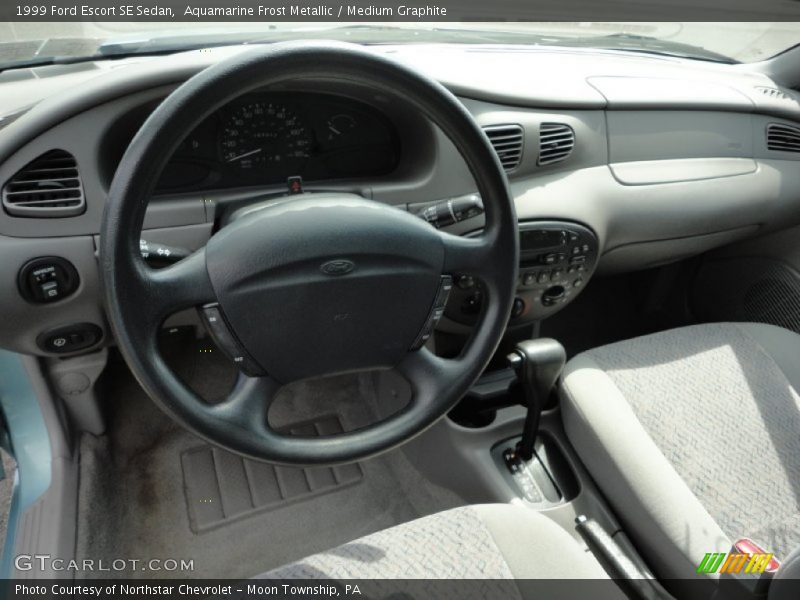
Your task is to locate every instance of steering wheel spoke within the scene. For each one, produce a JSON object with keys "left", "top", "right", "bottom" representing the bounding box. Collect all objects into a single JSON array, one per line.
[
  {"left": 396, "top": 348, "right": 460, "bottom": 404},
  {"left": 396, "top": 346, "right": 444, "bottom": 382},
  {"left": 440, "top": 231, "right": 497, "bottom": 281},
  {"left": 210, "top": 372, "right": 281, "bottom": 431},
  {"left": 140, "top": 248, "right": 217, "bottom": 324}
]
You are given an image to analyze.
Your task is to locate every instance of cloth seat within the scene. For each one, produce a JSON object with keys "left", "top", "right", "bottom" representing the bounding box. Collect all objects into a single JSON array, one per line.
[
  {"left": 256, "top": 504, "right": 625, "bottom": 599},
  {"left": 560, "top": 322, "right": 800, "bottom": 597}
]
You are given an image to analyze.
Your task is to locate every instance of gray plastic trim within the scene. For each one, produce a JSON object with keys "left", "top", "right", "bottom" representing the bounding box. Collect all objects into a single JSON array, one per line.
[
  {"left": 598, "top": 225, "right": 761, "bottom": 275},
  {"left": 0, "top": 85, "right": 179, "bottom": 238},
  {"left": 606, "top": 111, "right": 754, "bottom": 163},
  {"left": 0, "top": 234, "right": 104, "bottom": 357},
  {"left": 609, "top": 158, "right": 757, "bottom": 185},
  {"left": 46, "top": 348, "right": 109, "bottom": 436},
  {"left": 0, "top": 223, "right": 213, "bottom": 358},
  {"left": 746, "top": 44, "right": 800, "bottom": 91},
  {"left": 588, "top": 76, "right": 755, "bottom": 111}
]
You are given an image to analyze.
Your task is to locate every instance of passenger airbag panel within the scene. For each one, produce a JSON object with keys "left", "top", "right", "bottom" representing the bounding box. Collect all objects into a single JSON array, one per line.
[{"left": 607, "top": 110, "right": 753, "bottom": 163}]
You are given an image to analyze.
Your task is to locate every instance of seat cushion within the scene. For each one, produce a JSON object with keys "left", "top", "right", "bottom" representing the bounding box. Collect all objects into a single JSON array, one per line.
[
  {"left": 561, "top": 322, "right": 800, "bottom": 588},
  {"left": 256, "top": 504, "right": 622, "bottom": 598}
]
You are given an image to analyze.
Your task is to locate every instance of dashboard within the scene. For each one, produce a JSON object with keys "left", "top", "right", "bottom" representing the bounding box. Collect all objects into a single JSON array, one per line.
[
  {"left": 106, "top": 93, "right": 400, "bottom": 194},
  {"left": 3, "top": 42, "right": 800, "bottom": 358}
]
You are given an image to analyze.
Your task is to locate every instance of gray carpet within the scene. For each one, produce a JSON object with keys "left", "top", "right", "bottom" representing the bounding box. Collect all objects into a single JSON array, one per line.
[{"left": 75, "top": 337, "right": 463, "bottom": 579}]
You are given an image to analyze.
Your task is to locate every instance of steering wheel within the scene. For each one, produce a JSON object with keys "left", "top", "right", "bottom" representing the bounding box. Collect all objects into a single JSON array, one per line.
[{"left": 100, "top": 41, "right": 519, "bottom": 465}]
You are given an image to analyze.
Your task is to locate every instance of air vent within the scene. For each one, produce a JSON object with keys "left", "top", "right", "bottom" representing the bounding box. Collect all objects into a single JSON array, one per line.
[
  {"left": 483, "top": 124, "right": 524, "bottom": 172},
  {"left": 538, "top": 123, "right": 575, "bottom": 166},
  {"left": 766, "top": 123, "right": 800, "bottom": 153},
  {"left": 2, "top": 150, "right": 85, "bottom": 217}
]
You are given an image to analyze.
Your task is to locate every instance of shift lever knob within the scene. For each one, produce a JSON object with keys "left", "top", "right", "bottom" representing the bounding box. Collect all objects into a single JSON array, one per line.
[
  {"left": 507, "top": 338, "right": 566, "bottom": 461},
  {"left": 511, "top": 338, "right": 567, "bottom": 405}
]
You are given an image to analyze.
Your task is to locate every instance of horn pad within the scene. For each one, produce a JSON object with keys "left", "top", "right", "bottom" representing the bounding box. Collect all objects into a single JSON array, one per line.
[{"left": 205, "top": 195, "right": 445, "bottom": 383}]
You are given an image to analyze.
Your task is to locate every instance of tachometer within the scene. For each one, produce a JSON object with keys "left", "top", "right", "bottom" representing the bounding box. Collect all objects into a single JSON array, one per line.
[{"left": 220, "top": 102, "right": 312, "bottom": 170}]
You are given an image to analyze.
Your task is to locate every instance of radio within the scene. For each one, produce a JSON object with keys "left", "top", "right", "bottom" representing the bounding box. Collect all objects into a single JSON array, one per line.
[
  {"left": 520, "top": 228, "right": 570, "bottom": 260},
  {"left": 448, "top": 220, "right": 599, "bottom": 326},
  {"left": 516, "top": 221, "right": 598, "bottom": 314}
]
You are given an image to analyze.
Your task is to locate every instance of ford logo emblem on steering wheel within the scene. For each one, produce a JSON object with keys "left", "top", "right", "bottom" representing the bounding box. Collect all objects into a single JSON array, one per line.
[{"left": 320, "top": 259, "right": 355, "bottom": 276}]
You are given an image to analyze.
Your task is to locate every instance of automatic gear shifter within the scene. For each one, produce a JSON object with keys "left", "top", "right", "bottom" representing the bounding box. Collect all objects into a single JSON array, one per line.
[{"left": 506, "top": 338, "right": 566, "bottom": 461}]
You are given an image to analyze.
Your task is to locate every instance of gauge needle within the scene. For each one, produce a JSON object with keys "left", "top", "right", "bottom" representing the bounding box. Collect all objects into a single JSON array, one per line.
[
  {"left": 227, "top": 148, "right": 262, "bottom": 162},
  {"left": 328, "top": 125, "right": 341, "bottom": 135}
]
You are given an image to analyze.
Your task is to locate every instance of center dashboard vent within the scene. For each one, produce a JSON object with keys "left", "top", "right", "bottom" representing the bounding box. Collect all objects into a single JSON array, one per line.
[
  {"left": 766, "top": 123, "right": 800, "bottom": 153},
  {"left": 538, "top": 123, "right": 575, "bottom": 166},
  {"left": 2, "top": 150, "right": 85, "bottom": 217},
  {"left": 483, "top": 124, "right": 524, "bottom": 172}
]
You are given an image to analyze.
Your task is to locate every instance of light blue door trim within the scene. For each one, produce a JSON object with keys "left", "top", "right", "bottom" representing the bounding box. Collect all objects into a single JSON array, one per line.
[{"left": 0, "top": 350, "right": 52, "bottom": 578}]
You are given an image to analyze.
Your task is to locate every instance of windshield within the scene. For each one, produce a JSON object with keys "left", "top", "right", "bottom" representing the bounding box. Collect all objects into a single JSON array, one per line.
[{"left": 2, "top": 22, "right": 800, "bottom": 70}]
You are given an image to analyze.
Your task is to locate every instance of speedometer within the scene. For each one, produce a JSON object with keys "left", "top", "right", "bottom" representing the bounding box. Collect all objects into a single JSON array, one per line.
[{"left": 220, "top": 102, "right": 312, "bottom": 170}]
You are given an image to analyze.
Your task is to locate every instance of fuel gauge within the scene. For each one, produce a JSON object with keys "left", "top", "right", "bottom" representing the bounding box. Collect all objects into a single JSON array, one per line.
[{"left": 325, "top": 113, "right": 357, "bottom": 141}]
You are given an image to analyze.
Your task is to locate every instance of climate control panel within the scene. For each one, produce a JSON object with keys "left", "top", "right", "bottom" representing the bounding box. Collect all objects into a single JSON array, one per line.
[{"left": 446, "top": 220, "right": 599, "bottom": 326}]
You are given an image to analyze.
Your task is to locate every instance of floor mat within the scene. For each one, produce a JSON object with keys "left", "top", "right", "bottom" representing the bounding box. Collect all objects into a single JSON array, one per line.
[
  {"left": 182, "top": 415, "right": 363, "bottom": 533},
  {"left": 76, "top": 343, "right": 464, "bottom": 579}
]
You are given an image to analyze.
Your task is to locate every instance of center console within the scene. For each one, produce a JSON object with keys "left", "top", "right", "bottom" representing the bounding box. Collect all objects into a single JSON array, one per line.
[{"left": 446, "top": 220, "right": 599, "bottom": 325}]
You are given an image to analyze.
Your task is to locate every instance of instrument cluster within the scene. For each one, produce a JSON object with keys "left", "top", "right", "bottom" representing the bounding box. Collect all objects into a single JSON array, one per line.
[{"left": 155, "top": 92, "right": 400, "bottom": 193}]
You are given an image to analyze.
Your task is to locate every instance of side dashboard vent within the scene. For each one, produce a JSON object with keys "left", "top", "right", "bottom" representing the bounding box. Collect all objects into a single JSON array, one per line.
[
  {"left": 2, "top": 150, "right": 85, "bottom": 217},
  {"left": 766, "top": 123, "right": 800, "bottom": 153},
  {"left": 483, "top": 124, "right": 524, "bottom": 172},
  {"left": 538, "top": 123, "right": 575, "bottom": 166}
]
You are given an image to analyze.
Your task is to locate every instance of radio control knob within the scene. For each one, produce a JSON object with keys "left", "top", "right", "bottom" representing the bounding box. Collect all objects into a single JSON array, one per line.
[
  {"left": 510, "top": 297, "right": 526, "bottom": 319},
  {"left": 542, "top": 286, "right": 566, "bottom": 307}
]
